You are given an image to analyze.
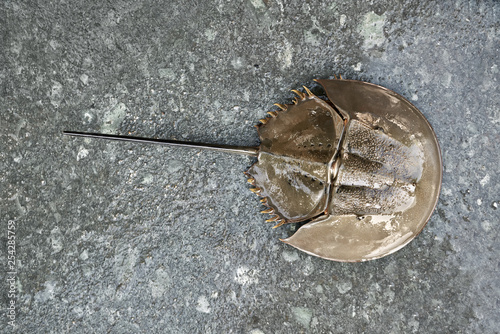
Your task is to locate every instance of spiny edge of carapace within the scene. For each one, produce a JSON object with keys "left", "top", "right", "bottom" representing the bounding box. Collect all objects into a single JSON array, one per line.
[
  {"left": 246, "top": 86, "right": 319, "bottom": 228},
  {"left": 253, "top": 85, "right": 317, "bottom": 130},
  {"left": 253, "top": 76, "right": 349, "bottom": 132},
  {"left": 245, "top": 77, "right": 345, "bottom": 230},
  {"left": 243, "top": 170, "right": 286, "bottom": 229}
]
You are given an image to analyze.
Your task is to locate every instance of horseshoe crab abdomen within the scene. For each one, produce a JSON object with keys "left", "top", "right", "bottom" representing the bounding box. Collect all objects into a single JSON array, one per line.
[
  {"left": 282, "top": 79, "right": 441, "bottom": 262},
  {"left": 331, "top": 119, "right": 424, "bottom": 216}
]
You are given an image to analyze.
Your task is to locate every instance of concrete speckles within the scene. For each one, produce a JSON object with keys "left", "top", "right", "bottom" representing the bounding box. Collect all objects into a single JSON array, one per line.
[
  {"left": 79, "top": 249, "right": 89, "bottom": 260},
  {"left": 336, "top": 280, "right": 353, "bottom": 294},
  {"left": 76, "top": 146, "right": 89, "bottom": 161},
  {"left": 339, "top": 14, "right": 347, "bottom": 27},
  {"left": 101, "top": 101, "right": 128, "bottom": 134},
  {"left": 301, "top": 257, "right": 315, "bottom": 276},
  {"left": 481, "top": 220, "right": 492, "bottom": 232},
  {"left": 480, "top": 174, "right": 490, "bottom": 187},
  {"left": 49, "top": 81, "right": 64, "bottom": 108},
  {"left": 158, "top": 68, "right": 176, "bottom": 82},
  {"left": 234, "top": 266, "right": 259, "bottom": 285},
  {"left": 304, "top": 30, "right": 321, "bottom": 47},
  {"left": 34, "top": 281, "right": 57, "bottom": 303},
  {"left": 358, "top": 11, "right": 387, "bottom": 52},
  {"left": 249, "top": 329, "right": 265, "bottom": 334},
  {"left": 281, "top": 250, "right": 299, "bottom": 262},
  {"left": 141, "top": 173, "right": 154, "bottom": 185},
  {"left": 195, "top": 295, "right": 211, "bottom": 314},
  {"left": 249, "top": 0, "right": 267, "bottom": 10},
  {"left": 114, "top": 244, "right": 139, "bottom": 283},
  {"left": 291, "top": 306, "right": 313, "bottom": 328},
  {"left": 231, "top": 57, "right": 246, "bottom": 70},
  {"left": 83, "top": 111, "right": 93, "bottom": 124},
  {"left": 303, "top": 17, "right": 327, "bottom": 47},
  {"left": 276, "top": 39, "right": 293, "bottom": 71},
  {"left": 352, "top": 62, "right": 362, "bottom": 71},
  {"left": 49, "top": 226, "right": 64, "bottom": 253},
  {"left": 204, "top": 28, "right": 218, "bottom": 42},
  {"left": 150, "top": 268, "right": 171, "bottom": 298},
  {"left": 79, "top": 74, "right": 89, "bottom": 85}
]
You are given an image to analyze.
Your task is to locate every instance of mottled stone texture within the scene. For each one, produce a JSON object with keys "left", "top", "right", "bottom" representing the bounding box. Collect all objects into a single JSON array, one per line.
[{"left": 1, "top": 0, "right": 499, "bottom": 333}]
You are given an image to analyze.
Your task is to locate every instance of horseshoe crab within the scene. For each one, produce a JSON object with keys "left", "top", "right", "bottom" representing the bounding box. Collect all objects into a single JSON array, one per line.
[{"left": 64, "top": 77, "right": 442, "bottom": 262}]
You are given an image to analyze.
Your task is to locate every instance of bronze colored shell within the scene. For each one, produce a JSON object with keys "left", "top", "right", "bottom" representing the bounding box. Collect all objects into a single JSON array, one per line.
[
  {"left": 64, "top": 77, "right": 442, "bottom": 262},
  {"left": 246, "top": 79, "right": 442, "bottom": 261}
]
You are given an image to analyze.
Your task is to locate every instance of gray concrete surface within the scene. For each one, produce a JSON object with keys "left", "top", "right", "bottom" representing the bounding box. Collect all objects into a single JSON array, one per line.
[{"left": 1, "top": 0, "right": 499, "bottom": 333}]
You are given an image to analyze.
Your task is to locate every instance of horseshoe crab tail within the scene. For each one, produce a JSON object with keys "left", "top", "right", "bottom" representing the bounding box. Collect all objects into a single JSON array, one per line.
[{"left": 63, "top": 131, "right": 259, "bottom": 157}]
